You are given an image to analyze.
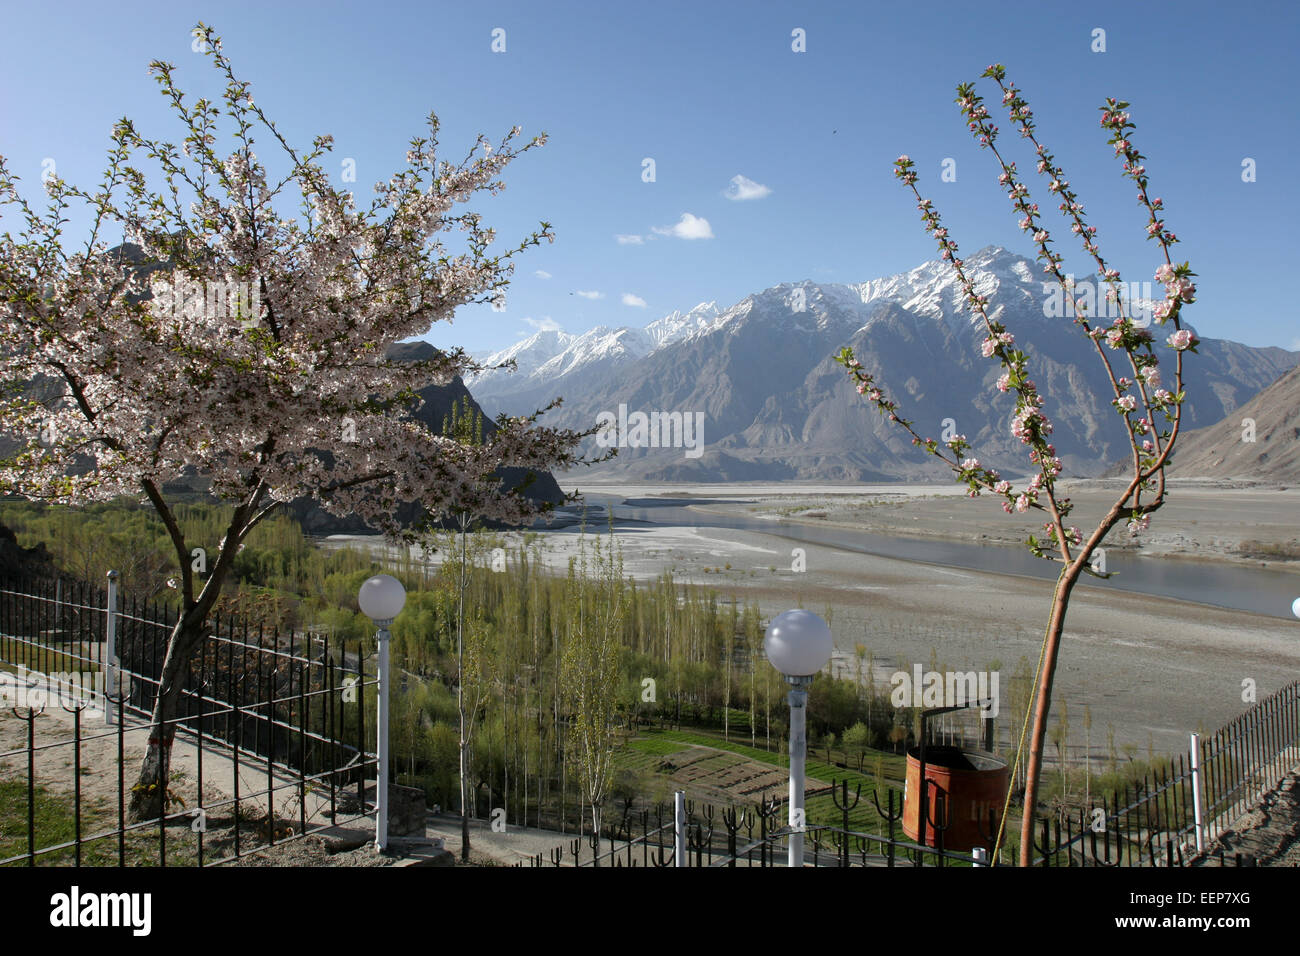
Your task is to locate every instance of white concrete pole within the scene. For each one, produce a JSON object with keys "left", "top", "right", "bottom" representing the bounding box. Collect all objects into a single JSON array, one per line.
[
  {"left": 1190, "top": 732, "right": 1205, "bottom": 854},
  {"left": 375, "top": 623, "right": 392, "bottom": 852},
  {"left": 104, "top": 570, "right": 118, "bottom": 727},
  {"left": 788, "top": 677, "right": 811, "bottom": 868},
  {"left": 674, "top": 789, "right": 687, "bottom": 867}
]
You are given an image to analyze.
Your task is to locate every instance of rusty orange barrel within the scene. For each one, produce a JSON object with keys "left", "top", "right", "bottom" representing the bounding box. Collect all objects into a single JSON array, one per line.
[{"left": 902, "top": 746, "right": 1009, "bottom": 851}]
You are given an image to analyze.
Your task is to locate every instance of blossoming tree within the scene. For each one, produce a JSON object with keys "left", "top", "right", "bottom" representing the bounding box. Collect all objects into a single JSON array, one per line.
[
  {"left": 837, "top": 65, "right": 1198, "bottom": 865},
  {"left": 0, "top": 24, "right": 593, "bottom": 819}
]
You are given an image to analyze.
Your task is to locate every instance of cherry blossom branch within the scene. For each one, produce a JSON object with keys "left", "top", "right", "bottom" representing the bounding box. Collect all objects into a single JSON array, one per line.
[
  {"left": 838, "top": 71, "right": 1195, "bottom": 570},
  {"left": 967, "top": 69, "right": 1197, "bottom": 526}
]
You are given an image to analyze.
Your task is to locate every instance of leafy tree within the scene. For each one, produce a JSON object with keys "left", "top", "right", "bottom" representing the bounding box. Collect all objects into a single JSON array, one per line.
[
  {"left": 1050, "top": 699, "right": 1070, "bottom": 795},
  {"left": 561, "top": 531, "right": 625, "bottom": 862},
  {"left": 843, "top": 721, "right": 871, "bottom": 771},
  {"left": 438, "top": 394, "right": 487, "bottom": 862},
  {"left": 0, "top": 24, "right": 590, "bottom": 819}
]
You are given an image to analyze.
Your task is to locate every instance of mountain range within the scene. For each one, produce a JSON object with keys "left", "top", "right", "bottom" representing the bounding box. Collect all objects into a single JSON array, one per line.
[{"left": 469, "top": 247, "right": 1299, "bottom": 482}]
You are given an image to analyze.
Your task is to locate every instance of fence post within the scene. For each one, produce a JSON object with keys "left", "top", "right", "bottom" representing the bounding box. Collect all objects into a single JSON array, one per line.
[
  {"left": 104, "top": 570, "right": 118, "bottom": 728},
  {"left": 1189, "top": 732, "right": 1205, "bottom": 855},
  {"left": 673, "top": 790, "right": 686, "bottom": 867},
  {"left": 972, "top": 846, "right": 987, "bottom": 867}
]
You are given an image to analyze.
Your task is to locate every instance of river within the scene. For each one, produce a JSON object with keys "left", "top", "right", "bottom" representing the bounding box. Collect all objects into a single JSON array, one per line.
[{"left": 577, "top": 494, "right": 1300, "bottom": 622}]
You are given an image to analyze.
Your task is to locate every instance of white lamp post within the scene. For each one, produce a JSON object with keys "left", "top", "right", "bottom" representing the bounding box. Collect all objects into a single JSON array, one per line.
[
  {"left": 358, "top": 574, "right": 406, "bottom": 852},
  {"left": 764, "top": 608, "right": 833, "bottom": 868}
]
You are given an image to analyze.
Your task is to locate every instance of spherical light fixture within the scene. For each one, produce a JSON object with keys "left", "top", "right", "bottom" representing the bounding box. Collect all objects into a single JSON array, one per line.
[
  {"left": 359, "top": 574, "right": 406, "bottom": 623},
  {"left": 764, "top": 608, "right": 833, "bottom": 677}
]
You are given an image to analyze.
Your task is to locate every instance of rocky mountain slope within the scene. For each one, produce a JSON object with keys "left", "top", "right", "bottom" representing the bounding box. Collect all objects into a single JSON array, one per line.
[
  {"left": 1164, "top": 363, "right": 1300, "bottom": 482},
  {"left": 471, "top": 247, "right": 1298, "bottom": 482}
]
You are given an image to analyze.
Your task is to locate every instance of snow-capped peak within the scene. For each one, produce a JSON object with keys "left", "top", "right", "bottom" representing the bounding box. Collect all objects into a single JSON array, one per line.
[
  {"left": 469, "top": 247, "right": 1042, "bottom": 395},
  {"left": 644, "top": 301, "right": 722, "bottom": 347}
]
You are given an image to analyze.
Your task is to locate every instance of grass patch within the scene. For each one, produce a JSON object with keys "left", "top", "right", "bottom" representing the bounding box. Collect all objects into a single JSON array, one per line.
[
  {"left": 0, "top": 645, "right": 100, "bottom": 677},
  {"left": 625, "top": 737, "right": 689, "bottom": 757},
  {"left": 647, "top": 727, "right": 906, "bottom": 781},
  {"left": 0, "top": 777, "right": 199, "bottom": 866},
  {"left": 1236, "top": 539, "right": 1300, "bottom": 560},
  {"left": 633, "top": 727, "right": 912, "bottom": 832}
]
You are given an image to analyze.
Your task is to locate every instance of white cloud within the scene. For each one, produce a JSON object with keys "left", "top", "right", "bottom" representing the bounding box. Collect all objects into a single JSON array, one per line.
[
  {"left": 523, "top": 316, "right": 562, "bottom": 332},
  {"left": 1290, "top": 337, "right": 1300, "bottom": 351},
  {"left": 575, "top": 290, "right": 604, "bottom": 300},
  {"left": 615, "top": 234, "right": 644, "bottom": 245},
  {"left": 534, "top": 269, "right": 552, "bottom": 280},
  {"left": 652, "top": 213, "right": 714, "bottom": 240},
  {"left": 622, "top": 293, "right": 647, "bottom": 308},
  {"left": 725, "top": 174, "right": 772, "bottom": 201}
]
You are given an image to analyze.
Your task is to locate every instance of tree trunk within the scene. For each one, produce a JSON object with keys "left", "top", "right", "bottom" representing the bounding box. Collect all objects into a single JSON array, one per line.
[
  {"left": 129, "top": 609, "right": 211, "bottom": 820},
  {"left": 457, "top": 517, "right": 470, "bottom": 863},
  {"left": 1017, "top": 562, "right": 1084, "bottom": 865}
]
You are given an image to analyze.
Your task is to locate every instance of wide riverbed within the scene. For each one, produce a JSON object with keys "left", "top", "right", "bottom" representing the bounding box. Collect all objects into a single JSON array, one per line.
[{"left": 595, "top": 494, "right": 1300, "bottom": 621}]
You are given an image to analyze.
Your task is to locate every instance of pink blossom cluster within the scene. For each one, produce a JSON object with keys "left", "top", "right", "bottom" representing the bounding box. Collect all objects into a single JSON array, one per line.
[
  {"left": 1010, "top": 405, "right": 1052, "bottom": 444},
  {"left": 980, "top": 331, "right": 1014, "bottom": 358}
]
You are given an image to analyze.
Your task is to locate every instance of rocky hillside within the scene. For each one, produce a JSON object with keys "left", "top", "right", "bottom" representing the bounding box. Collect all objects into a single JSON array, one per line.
[
  {"left": 1165, "top": 363, "right": 1300, "bottom": 482},
  {"left": 0, "top": 522, "right": 56, "bottom": 581},
  {"left": 474, "top": 247, "right": 1298, "bottom": 482}
]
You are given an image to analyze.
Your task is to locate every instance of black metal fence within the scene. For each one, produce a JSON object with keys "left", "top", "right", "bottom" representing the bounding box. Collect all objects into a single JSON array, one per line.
[
  {"left": 1028, "top": 680, "right": 1299, "bottom": 867},
  {"left": 0, "top": 574, "right": 379, "bottom": 866},
  {"left": 6, "top": 573, "right": 1293, "bottom": 869},
  {"left": 516, "top": 682, "right": 1299, "bottom": 868},
  {"left": 509, "top": 781, "right": 983, "bottom": 868}
]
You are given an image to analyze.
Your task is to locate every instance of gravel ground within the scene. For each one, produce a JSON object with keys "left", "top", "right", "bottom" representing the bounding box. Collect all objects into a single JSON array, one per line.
[{"left": 1197, "top": 769, "right": 1300, "bottom": 867}]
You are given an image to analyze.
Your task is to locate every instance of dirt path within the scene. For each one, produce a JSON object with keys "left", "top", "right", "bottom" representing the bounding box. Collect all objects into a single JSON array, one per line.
[{"left": 1, "top": 669, "right": 339, "bottom": 845}]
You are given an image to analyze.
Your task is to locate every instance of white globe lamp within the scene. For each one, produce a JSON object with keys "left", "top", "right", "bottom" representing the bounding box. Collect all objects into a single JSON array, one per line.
[
  {"left": 764, "top": 608, "right": 833, "bottom": 677},
  {"left": 764, "top": 608, "right": 833, "bottom": 869},
  {"left": 358, "top": 573, "right": 406, "bottom": 852}
]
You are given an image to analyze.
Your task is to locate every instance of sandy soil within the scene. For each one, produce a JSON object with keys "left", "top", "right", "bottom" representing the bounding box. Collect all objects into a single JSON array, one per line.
[{"left": 0, "top": 672, "right": 344, "bottom": 863}]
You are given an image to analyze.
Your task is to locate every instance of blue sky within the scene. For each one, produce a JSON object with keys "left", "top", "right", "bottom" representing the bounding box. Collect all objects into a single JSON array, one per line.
[{"left": 2, "top": 0, "right": 1297, "bottom": 353}]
